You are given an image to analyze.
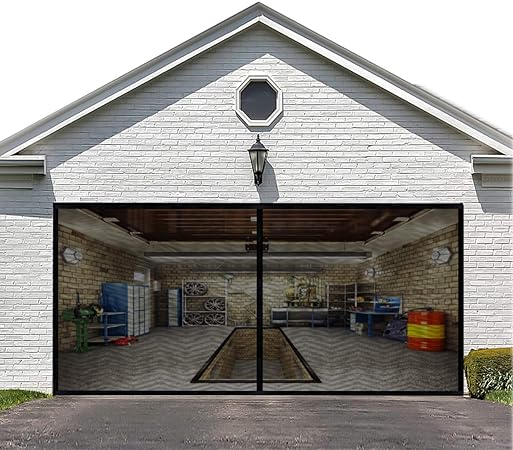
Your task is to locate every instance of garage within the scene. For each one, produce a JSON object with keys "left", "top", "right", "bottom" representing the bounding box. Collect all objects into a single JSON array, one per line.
[
  {"left": 0, "top": 4, "right": 510, "bottom": 395},
  {"left": 56, "top": 204, "right": 461, "bottom": 392}
]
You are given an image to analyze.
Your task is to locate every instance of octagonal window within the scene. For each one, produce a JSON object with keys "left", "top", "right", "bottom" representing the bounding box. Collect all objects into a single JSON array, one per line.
[
  {"left": 236, "top": 75, "right": 283, "bottom": 127},
  {"left": 240, "top": 81, "right": 277, "bottom": 120}
]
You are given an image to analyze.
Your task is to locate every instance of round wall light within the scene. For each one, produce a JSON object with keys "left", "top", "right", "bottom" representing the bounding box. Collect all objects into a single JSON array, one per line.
[
  {"left": 364, "top": 267, "right": 376, "bottom": 278},
  {"left": 62, "top": 247, "right": 83, "bottom": 265},
  {"left": 431, "top": 247, "right": 451, "bottom": 265}
]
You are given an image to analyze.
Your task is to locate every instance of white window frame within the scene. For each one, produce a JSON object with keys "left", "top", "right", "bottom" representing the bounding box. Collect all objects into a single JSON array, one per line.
[{"left": 235, "top": 75, "right": 283, "bottom": 127}]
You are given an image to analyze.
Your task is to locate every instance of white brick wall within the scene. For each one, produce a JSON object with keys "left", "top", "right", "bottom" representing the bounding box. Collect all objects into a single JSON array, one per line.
[{"left": 0, "top": 25, "right": 511, "bottom": 392}]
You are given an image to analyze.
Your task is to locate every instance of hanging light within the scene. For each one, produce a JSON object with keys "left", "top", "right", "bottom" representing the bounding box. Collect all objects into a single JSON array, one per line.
[{"left": 248, "top": 134, "right": 268, "bottom": 185}]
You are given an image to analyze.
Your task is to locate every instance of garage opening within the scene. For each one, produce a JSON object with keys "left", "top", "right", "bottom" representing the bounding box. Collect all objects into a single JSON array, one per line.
[{"left": 55, "top": 204, "right": 462, "bottom": 393}]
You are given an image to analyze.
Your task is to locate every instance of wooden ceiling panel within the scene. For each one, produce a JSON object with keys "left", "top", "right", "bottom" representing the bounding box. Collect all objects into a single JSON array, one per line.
[{"left": 88, "top": 207, "right": 423, "bottom": 242}]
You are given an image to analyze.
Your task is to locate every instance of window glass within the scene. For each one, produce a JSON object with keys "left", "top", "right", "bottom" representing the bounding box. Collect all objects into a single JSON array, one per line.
[{"left": 240, "top": 81, "right": 277, "bottom": 120}]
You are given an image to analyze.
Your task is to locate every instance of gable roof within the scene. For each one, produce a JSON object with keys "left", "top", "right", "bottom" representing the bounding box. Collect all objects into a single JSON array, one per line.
[{"left": 0, "top": 2, "right": 511, "bottom": 157}]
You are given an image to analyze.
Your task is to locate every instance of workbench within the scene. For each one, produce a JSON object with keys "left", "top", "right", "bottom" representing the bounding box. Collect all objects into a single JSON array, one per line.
[{"left": 351, "top": 311, "right": 399, "bottom": 337}]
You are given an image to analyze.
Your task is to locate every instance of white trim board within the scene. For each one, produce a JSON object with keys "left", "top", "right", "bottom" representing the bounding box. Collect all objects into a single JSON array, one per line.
[
  {"left": 0, "top": 155, "right": 46, "bottom": 174},
  {"left": 0, "top": 155, "right": 46, "bottom": 189},
  {"left": 0, "top": 2, "right": 511, "bottom": 157},
  {"left": 471, "top": 155, "right": 512, "bottom": 188}
]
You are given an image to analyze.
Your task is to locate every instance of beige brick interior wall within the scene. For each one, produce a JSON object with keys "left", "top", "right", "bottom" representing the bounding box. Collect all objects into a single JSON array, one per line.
[
  {"left": 58, "top": 225, "right": 153, "bottom": 351},
  {"left": 155, "top": 264, "right": 359, "bottom": 327},
  {"left": 60, "top": 223, "right": 457, "bottom": 352},
  {"left": 155, "top": 226, "right": 458, "bottom": 350},
  {"left": 358, "top": 224, "right": 459, "bottom": 351}
]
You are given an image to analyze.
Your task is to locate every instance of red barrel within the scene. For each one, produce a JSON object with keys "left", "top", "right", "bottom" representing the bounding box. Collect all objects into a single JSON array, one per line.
[{"left": 407, "top": 310, "right": 445, "bottom": 352}]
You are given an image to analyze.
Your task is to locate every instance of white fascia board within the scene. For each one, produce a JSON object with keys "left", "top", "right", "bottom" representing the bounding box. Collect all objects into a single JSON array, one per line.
[
  {"left": 471, "top": 155, "right": 512, "bottom": 189},
  {"left": 0, "top": 12, "right": 262, "bottom": 158},
  {"left": 471, "top": 155, "right": 513, "bottom": 174},
  {"left": 0, "top": 3, "right": 511, "bottom": 157},
  {"left": 0, "top": 155, "right": 46, "bottom": 175},
  {"left": 258, "top": 15, "right": 513, "bottom": 156},
  {"left": 0, "top": 155, "right": 46, "bottom": 189}
]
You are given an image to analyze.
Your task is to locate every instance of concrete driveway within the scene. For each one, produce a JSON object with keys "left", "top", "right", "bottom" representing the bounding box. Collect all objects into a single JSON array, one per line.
[{"left": 0, "top": 396, "right": 510, "bottom": 449}]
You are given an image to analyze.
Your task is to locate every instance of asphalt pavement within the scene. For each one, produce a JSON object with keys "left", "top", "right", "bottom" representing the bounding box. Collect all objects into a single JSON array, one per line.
[{"left": 0, "top": 395, "right": 511, "bottom": 449}]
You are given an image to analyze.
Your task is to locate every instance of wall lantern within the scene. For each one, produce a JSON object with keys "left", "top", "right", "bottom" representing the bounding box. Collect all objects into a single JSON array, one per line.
[{"left": 248, "top": 135, "right": 268, "bottom": 186}]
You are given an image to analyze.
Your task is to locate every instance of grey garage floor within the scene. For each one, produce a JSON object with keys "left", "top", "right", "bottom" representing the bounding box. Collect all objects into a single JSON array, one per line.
[
  {"left": 59, "top": 327, "right": 253, "bottom": 391},
  {"left": 277, "top": 327, "right": 458, "bottom": 391},
  {"left": 59, "top": 327, "right": 458, "bottom": 391},
  {"left": 0, "top": 396, "right": 511, "bottom": 449}
]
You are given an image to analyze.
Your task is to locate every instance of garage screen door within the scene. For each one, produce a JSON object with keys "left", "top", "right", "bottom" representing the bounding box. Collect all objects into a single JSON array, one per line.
[{"left": 55, "top": 205, "right": 462, "bottom": 393}]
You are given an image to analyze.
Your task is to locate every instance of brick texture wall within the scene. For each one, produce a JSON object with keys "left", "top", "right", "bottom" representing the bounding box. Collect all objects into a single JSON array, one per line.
[
  {"left": 0, "top": 24, "right": 510, "bottom": 391},
  {"left": 358, "top": 225, "right": 459, "bottom": 350},
  {"left": 58, "top": 225, "right": 153, "bottom": 351},
  {"left": 155, "top": 264, "right": 359, "bottom": 327},
  {"left": 154, "top": 227, "right": 458, "bottom": 350}
]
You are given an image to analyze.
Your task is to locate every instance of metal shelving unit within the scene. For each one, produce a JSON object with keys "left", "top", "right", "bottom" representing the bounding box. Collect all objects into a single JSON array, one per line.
[
  {"left": 326, "top": 281, "right": 376, "bottom": 327},
  {"left": 182, "top": 280, "right": 228, "bottom": 326},
  {"left": 168, "top": 288, "right": 182, "bottom": 327},
  {"left": 88, "top": 311, "right": 127, "bottom": 344},
  {"left": 101, "top": 283, "right": 151, "bottom": 337},
  {"left": 327, "top": 281, "right": 404, "bottom": 335}
]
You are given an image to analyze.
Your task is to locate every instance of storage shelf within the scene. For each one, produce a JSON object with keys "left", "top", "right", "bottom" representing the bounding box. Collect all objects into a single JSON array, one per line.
[
  {"left": 326, "top": 281, "right": 377, "bottom": 328},
  {"left": 101, "top": 283, "right": 150, "bottom": 342},
  {"left": 182, "top": 280, "right": 228, "bottom": 326},
  {"left": 88, "top": 336, "right": 124, "bottom": 344},
  {"left": 89, "top": 324, "right": 125, "bottom": 329}
]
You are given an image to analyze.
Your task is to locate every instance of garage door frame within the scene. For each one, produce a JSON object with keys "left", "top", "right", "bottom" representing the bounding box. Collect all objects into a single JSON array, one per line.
[{"left": 53, "top": 202, "right": 464, "bottom": 395}]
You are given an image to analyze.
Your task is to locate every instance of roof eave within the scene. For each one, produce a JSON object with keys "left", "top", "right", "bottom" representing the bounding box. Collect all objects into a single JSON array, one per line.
[
  {"left": 0, "top": 2, "right": 511, "bottom": 157},
  {"left": 471, "top": 155, "right": 512, "bottom": 189},
  {"left": 256, "top": 12, "right": 512, "bottom": 155},
  {"left": 0, "top": 155, "right": 46, "bottom": 189},
  {"left": 0, "top": 3, "right": 266, "bottom": 157},
  {"left": 0, "top": 155, "right": 46, "bottom": 174}
]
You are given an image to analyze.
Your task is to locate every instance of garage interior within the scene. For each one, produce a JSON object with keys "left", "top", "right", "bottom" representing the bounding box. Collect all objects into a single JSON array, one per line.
[{"left": 57, "top": 206, "right": 460, "bottom": 392}]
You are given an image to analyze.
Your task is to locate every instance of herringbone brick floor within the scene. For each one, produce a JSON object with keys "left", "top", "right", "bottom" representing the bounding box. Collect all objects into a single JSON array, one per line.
[{"left": 58, "top": 327, "right": 458, "bottom": 391}]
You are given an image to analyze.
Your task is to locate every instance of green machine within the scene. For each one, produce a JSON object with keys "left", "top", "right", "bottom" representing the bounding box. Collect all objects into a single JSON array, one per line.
[{"left": 62, "top": 292, "right": 102, "bottom": 352}]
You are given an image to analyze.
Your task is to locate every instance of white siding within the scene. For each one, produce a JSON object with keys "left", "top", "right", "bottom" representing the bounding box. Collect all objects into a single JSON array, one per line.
[{"left": 0, "top": 25, "right": 511, "bottom": 391}]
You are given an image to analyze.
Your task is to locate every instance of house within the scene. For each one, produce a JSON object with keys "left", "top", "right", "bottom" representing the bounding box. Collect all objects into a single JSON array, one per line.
[{"left": 0, "top": 3, "right": 511, "bottom": 394}]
